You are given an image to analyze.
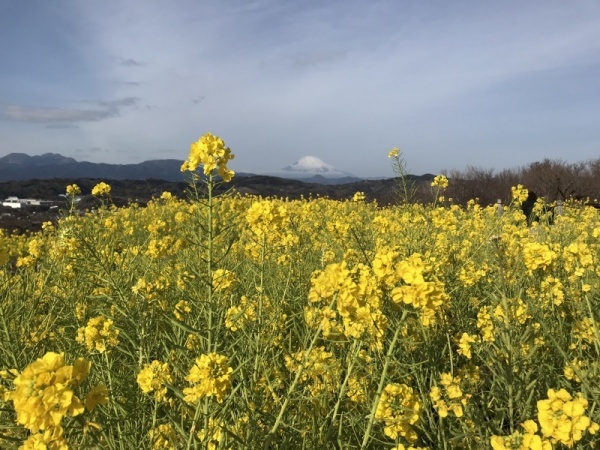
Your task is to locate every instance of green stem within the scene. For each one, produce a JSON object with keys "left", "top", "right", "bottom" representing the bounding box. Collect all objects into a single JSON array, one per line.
[
  {"left": 263, "top": 297, "right": 335, "bottom": 448},
  {"left": 360, "top": 312, "right": 405, "bottom": 449},
  {"left": 204, "top": 174, "right": 215, "bottom": 439},
  {"left": 186, "top": 400, "right": 204, "bottom": 449},
  {"left": 330, "top": 339, "right": 361, "bottom": 437},
  {"left": 207, "top": 174, "right": 214, "bottom": 352},
  {"left": 103, "top": 351, "right": 125, "bottom": 450},
  {"left": 253, "top": 233, "right": 266, "bottom": 385}
]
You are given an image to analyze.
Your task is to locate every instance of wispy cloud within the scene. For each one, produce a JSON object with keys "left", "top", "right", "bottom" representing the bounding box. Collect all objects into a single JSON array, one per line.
[
  {"left": 46, "top": 123, "right": 80, "bottom": 130},
  {"left": 118, "top": 57, "right": 144, "bottom": 67},
  {"left": 0, "top": 98, "right": 139, "bottom": 124}
]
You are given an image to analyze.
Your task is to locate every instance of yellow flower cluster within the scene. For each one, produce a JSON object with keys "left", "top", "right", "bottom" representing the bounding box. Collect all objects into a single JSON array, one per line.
[
  {"left": 148, "top": 423, "right": 181, "bottom": 450},
  {"left": 225, "top": 294, "right": 258, "bottom": 331},
  {"left": 245, "top": 199, "right": 289, "bottom": 238},
  {"left": 173, "top": 300, "right": 191, "bottom": 321},
  {"left": 244, "top": 199, "right": 298, "bottom": 263},
  {"left": 522, "top": 242, "right": 556, "bottom": 272},
  {"left": 493, "top": 297, "right": 531, "bottom": 326},
  {"left": 491, "top": 420, "right": 550, "bottom": 450},
  {"left": 390, "top": 254, "right": 449, "bottom": 326},
  {"left": 388, "top": 147, "right": 400, "bottom": 158},
  {"left": 571, "top": 317, "right": 596, "bottom": 349},
  {"left": 76, "top": 315, "right": 120, "bottom": 353},
  {"left": 562, "top": 242, "right": 593, "bottom": 279},
  {"left": 306, "top": 262, "right": 387, "bottom": 346},
  {"left": 429, "top": 373, "right": 470, "bottom": 418},
  {"left": 431, "top": 175, "right": 449, "bottom": 189},
  {"left": 372, "top": 247, "right": 400, "bottom": 288},
  {"left": 511, "top": 184, "right": 529, "bottom": 203},
  {"left": 352, "top": 191, "right": 366, "bottom": 202},
  {"left": 375, "top": 383, "right": 421, "bottom": 442},
  {"left": 197, "top": 417, "right": 224, "bottom": 450},
  {"left": 137, "top": 360, "right": 173, "bottom": 402},
  {"left": 284, "top": 346, "right": 340, "bottom": 397},
  {"left": 457, "top": 333, "right": 479, "bottom": 359},
  {"left": 212, "top": 268, "right": 238, "bottom": 294},
  {"left": 537, "top": 388, "right": 599, "bottom": 446},
  {"left": 180, "top": 132, "right": 235, "bottom": 181},
  {"left": 91, "top": 181, "right": 111, "bottom": 197},
  {"left": 65, "top": 184, "right": 81, "bottom": 196},
  {"left": 477, "top": 306, "right": 495, "bottom": 342},
  {"left": 6, "top": 352, "right": 107, "bottom": 448},
  {"left": 564, "top": 358, "right": 587, "bottom": 383},
  {"left": 183, "top": 353, "right": 233, "bottom": 404}
]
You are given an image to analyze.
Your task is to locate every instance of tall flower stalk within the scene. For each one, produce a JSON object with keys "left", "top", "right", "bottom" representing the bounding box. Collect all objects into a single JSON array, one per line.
[
  {"left": 180, "top": 132, "right": 236, "bottom": 447},
  {"left": 388, "top": 147, "right": 417, "bottom": 205}
]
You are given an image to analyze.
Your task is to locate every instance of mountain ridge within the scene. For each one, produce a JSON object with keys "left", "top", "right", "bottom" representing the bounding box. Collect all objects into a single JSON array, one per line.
[{"left": 0, "top": 153, "right": 369, "bottom": 184}]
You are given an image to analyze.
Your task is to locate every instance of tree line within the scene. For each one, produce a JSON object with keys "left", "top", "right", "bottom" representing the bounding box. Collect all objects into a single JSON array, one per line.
[{"left": 435, "top": 158, "right": 600, "bottom": 206}]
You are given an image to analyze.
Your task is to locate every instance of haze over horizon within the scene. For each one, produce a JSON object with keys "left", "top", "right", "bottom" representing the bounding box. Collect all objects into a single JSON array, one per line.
[{"left": 1, "top": 1, "right": 599, "bottom": 178}]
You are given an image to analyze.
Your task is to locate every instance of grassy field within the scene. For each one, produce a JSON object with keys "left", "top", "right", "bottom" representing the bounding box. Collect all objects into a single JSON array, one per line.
[{"left": 1, "top": 135, "right": 600, "bottom": 449}]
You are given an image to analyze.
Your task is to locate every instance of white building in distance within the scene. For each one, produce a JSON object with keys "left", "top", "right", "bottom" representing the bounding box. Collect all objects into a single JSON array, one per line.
[{"left": 2, "top": 196, "right": 44, "bottom": 208}]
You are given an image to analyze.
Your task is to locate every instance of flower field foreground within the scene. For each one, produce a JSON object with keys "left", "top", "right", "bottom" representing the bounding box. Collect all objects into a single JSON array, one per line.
[{"left": 1, "top": 136, "right": 600, "bottom": 449}]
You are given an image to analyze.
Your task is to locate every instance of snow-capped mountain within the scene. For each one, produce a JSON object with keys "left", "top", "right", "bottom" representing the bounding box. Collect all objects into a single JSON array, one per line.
[{"left": 267, "top": 156, "right": 359, "bottom": 181}]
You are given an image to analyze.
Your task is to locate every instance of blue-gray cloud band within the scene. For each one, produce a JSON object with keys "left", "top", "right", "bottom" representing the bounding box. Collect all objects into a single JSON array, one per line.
[{"left": 0, "top": 97, "right": 139, "bottom": 124}]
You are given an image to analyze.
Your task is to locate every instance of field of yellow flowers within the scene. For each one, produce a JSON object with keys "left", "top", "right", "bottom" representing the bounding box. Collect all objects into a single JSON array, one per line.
[{"left": 1, "top": 133, "right": 600, "bottom": 449}]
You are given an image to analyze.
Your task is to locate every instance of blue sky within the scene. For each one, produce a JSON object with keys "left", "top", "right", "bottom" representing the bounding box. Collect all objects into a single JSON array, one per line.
[{"left": 1, "top": 0, "right": 599, "bottom": 177}]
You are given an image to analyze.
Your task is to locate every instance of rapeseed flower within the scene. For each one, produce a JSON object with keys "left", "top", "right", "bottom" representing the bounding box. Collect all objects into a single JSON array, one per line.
[
  {"left": 431, "top": 175, "right": 449, "bottom": 189},
  {"left": 537, "top": 388, "right": 599, "bottom": 446},
  {"left": 84, "top": 383, "right": 109, "bottom": 411},
  {"left": 65, "top": 184, "right": 81, "bottom": 196},
  {"left": 173, "top": 300, "right": 191, "bottom": 321},
  {"left": 375, "top": 383, "right": 421, "bottom": 442},
  {"left": 6, "top": 352, "right": 104, "bottom": 449},
  {"left": 137, "top": 361, "right": 173, "bottom": 402},
  {"left": 183, "top": 353, "right": 233, "bottom": 404},
  {"left": 522, "top": 242, "right": 556, "bottom": 272},
  {"left": 490, "top": 420, "right": 551, "bottom": 450},
  {"left": 148, "top": 423, "right": 181, "bottom": 449},
  {"left": 76, "top": 315, "right": 119, "bottom": 353},
  {"left": 511, "top": 185, "right": 529, "bottom": 203},
  {"left": 564, "top": 358, "right": 586, "bottom": 383},
  {"left": 429, "top": 373, "right": 470, "bottom": 418},
  {"left": 21, "top": 432, "right": 68, "bottom": 450},
  {"left": 352, "top": 191, "right": 366, "bottom": 202},
  {"left": 197, "top": 418, "right": 224, "bottom": 450},
  {"left": 388, "top": 147, "right": 400, "bottom": 158},
  {"left": 477, "top": 306, "right": 495, "bottom": 342},
  {"left": 91, "top": 182, "right": 111, "bottom": 197},
  {"left": 212, "top": 269, "right": 237, "bottom": 293},
  {"left": 180, "top": 132, "right": 235, "bottom": 181},
  {"left": 284, "top": 347, "right": 340, "bottom": 397},
  {"left": 8, "top": 352, "right": 87, "bottom": 433},
  {"left": 307, "top": 262, "right": 387, "bottom": 345},
  {"left": 457, "top": 333, "right": 479, "bottom": 359}
]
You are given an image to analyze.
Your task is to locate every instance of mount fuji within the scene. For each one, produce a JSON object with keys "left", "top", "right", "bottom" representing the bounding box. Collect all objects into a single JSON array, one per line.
[{"left": 265, "top": 156, "right": 361, "bottom": 184}]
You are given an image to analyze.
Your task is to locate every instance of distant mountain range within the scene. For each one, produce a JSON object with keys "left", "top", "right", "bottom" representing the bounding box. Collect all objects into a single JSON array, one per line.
[
  {"left": 0, "top": 153, "right": 369, "bottom": 184},
  {"left": 0, "top": 153, "right": 187, "bottom": 182}
]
